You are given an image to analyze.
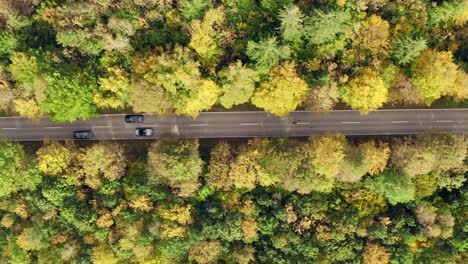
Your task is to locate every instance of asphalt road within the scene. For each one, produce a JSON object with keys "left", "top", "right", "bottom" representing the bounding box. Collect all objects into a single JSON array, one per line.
[{"left": 0, "top": 109, "right": 466, "bottom": 141}]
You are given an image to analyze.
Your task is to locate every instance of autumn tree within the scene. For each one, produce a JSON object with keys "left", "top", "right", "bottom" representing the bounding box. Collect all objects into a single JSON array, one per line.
[
  {"left": 189, "top": 7, "right": 225, "bottom": 65},
  {"left": 251, "top": 62, "right": 308, "bottom": 116},
  {"left": 218, "top": 61, "right": 259, "bottom": 109},
  {"left": 307, "top": 133, "right": 347, "bottom": 179},
  {"left": 188, "top": 240, "right": 222, "bottom": 264},
  {"left": 411, "top": 49, "right": 466, "bottom": 104},
  {"left": 341, "top": 68, "right": 389, "bottom": 114},
  {"left": 205, "top": 142, "right": 234, "bottom": 190},
  {"left": 147, "top": 138, "right": 203, "bottom": 197},
  {"left": 303, "top": 81, "right": 339, "bottom": 111},
  {"left": 36, "top": 140, "right": 78, "bottom": 179},
  {"left": 362, "top": 243, "right": 390, "bottom": 264},
  {"left": 356, "top": 15, "right": 390, "bottom": 57},
  {"left": 79, "top": 143, "right": 127, "bottom": 190},
  {"left": 94, "top": 67, "right": 130, "bottom": 109},
  {"left": 132, "top": 46, "right": 220, "bottom": 117}
]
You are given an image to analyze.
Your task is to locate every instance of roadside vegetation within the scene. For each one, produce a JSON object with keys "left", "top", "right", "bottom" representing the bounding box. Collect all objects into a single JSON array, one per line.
[
  {"left": 0, "top": 0, "right": 466, "bottom": 121},
  {"left": 0, "top": 133, "right": 466, "bottom": 263}
]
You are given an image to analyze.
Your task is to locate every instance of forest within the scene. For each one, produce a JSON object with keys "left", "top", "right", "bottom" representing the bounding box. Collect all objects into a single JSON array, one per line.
[
  {"left": 0, "top": 133, "right": 466, "bottom": 263},
  {"left": 0, "top": 0, "right": 467, "bottom": 121}
]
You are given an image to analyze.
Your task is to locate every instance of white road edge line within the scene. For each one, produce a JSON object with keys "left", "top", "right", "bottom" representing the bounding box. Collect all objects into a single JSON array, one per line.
[
  {"left": 188, "top": 124, "right": 208, "bottom": 127},
  {"left": 341, "top": 121, "right": 361, "bottom": 124},
  {"left": 391, "top": 121, "right": 409, "bottom": 123},
  {"left": 240, "top": 123, "right": 260, "bottom": 126},
  {"left": 92, "top": 125, "right": 110, "bottom": 128},
  {"left": 2, "top": 127, "right": 17, "bottom": 130},
  {"left": 436, "top": 120, "right": 454, "bottom": 123}
]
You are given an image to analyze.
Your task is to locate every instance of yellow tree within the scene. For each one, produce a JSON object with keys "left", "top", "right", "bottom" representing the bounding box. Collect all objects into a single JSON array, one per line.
[
  {"left": 94, "top": 67, "right": 130, "bottom": 109},
  {"left": 357, "top": 15, "right": 390, "bottom": 57},
  {"left": 188, "top": 240, "right": 222, "bottom": 264},
  {"left": 251, "top": 61, "right": 308, "bottom": 116},
  {"left": 36, "top": 140, "right": 77, "bottom": 178},
  {"left": 205, "top": 142, "right": 234, "bottom": 190},
  {"left": 189, "top": 7, "right": 225, "bottom": 65},
  {"left": 411, "top": 50, "right": 464, "bottom": 104},
  {"left": 341, "top": 68, "right": 389, "bottom": 114},
  {"left": 307, "top": 133, "right": 347, "bottom": 179}
]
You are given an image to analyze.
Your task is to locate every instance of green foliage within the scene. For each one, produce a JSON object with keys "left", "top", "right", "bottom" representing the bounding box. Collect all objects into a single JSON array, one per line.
[
  {"left": 246, "top": 37, "right": 291, "bottom": 74},
  {"left": 0, "top": 141, "right": 42, "bottom": 198},
  {"left": 304, "top": 10, "right": 352, "bottom": 45},
  {"left": 366, "top": 169, "right": 415, "bottom": 205},
  {"left": 278, "top": 5, "right": 304, "bottom": 45},
  {"left": 392, "top": 37, "right": 427, "bottom": 65},
  {"left": 179, "top": 0, "right": 212, "bottom": 20},
  {"left": 218, "top": 61, "right": 259, "bottom": 108},
  {"left": 0, "top": 32, "right": 17, "bottom": 58},
  {"left": 40, "top": 69, "right": 98, "bottom": 122}
]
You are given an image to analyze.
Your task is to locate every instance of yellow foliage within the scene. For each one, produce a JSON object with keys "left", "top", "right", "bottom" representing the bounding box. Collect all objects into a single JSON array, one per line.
[
  {"left": 181, "top": 79, "right": 221, "bottom": 117},
  {"left": 36, "top": 140, "right": 76, "bottom": 177},
  {"left": 252, "top": 61, "right": 308, "bottom": 116},
  {"left": 160, "top": 222, "right": 187, "bottom": 239},
  {"left": 360, "top": 141, "right": 390, "bottom": 175},
  {"left": 96, "top": 212, "right": 114, "bottom": 228},
  {"left": 14, "top": 98, "right": 43, "bottom": 119},
  {"left": 308, "top": 133, "right": 347, "bottom": 179},
  {"left": 95, "top": 67, "right": 129, "bottom": 109},
  {"left": 158, "top": 204, "right": 193, "bottom": 225},
  {"left": 128, "top": 195, "right": 154, "bottom": 212},
  {"left": 189, "top": 8, "right": 225, "bottom": 65},
  {"left": 242, "top": 216, "right": 258, "bottom": 242},
  {"left": 362, "top": 243, "right": 390, "bottom": 264},
  {"left": 189, "top": 240, "right": 222, "bottom": 264},
  {"left": 341, "top": 68, "right": 389, "bottom": 114},
  {"left": 358, "top": 15, "right": 390, "bottom": 55},
  {"left": 92, "top": 244, "right": 119, "bottom": 264},
  {"left": 411, "top": 50, "right": 463, "bottom": 104},
  {"left": 228, "top": 148, "right": 257, "bottom": 190}
]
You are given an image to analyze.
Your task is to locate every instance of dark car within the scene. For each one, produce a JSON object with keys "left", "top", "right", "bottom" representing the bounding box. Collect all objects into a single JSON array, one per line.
[
  {"left": 125, "top": 114, "right": 144, "bottom": 123},
  {"left": 73, "top": 130, "right": 94, "bottom": 140},
  {"left": 135, "top": 128, "right": 154, "bottom": 136}
]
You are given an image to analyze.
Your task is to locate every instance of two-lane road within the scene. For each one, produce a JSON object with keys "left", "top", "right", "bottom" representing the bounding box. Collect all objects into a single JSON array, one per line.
[{"left": 0, "top": 109, "right": 466, "bottom": 141}]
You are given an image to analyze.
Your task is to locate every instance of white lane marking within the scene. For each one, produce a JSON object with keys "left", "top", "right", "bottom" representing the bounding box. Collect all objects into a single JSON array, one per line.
[
  {"left": 147, "top": 124, "right": 159, "bottom": 127},
  {"left": 391, "top": 121, "right": 409, "bottom": 123},
  {"left": 240, "top": 123, "right": 260, "bottom": 126},
  {"left": 341, "top": 121, "right": 361, "bottom": 124},
  {"left": 92, "top": 125, "right": 110, "bottom": 128},
  {"left": 189, "top": 124, "right": 208, "bottom": 127},
  {"left": 296, "top": 122, "right": 310, "bottom": 125},
  {"left": 44, "top": 126, "right": 62, "bottom": 129},
  {"left": 2, "top": 127, "right": 17, "bottom": 130},
  {"left": 436, "top": 120, "right": 454, "bottom": 123}
]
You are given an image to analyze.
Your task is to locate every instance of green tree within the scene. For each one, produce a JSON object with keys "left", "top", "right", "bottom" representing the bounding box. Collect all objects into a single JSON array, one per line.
[
  {"left": 341, "top": 68, "right": 389, "bottom": 114},
  {"left": 366, "top": 169, "right": 415, "bottom": 205},
  {"left": 304, "top": 10, "right": 351, "bottom": 44},
  {"left": 179, "top": 0, "right": 212, "bottom": 20},
  {"left": 147, "top": 138, "right": 203, "bottom": 197},
  {"left": 94, "top": 67, "right": 130, "bottom": 109},
  {"left": 246, "top": 37, "right": 291, "bottom": 74},
  {"left": 132, "top": 46, "right": 220, "bottom": 117},
  {"left": 251, "top": 62, "right": 308, "bottom": 116},
  {"left": 40, "top": 69, "right": 98, "bottom": 122},
  {"left": 392, "top": 36, "right": 427, "bottom": 65},
  {"left": 0, "top": 141, "right": 42, "bottom": 198},
  {"left": 278, "top": 5, "right": 304, "bottom": 45},
  {"left": 218, "top": 61, "right": 259, "bottom": 109}
]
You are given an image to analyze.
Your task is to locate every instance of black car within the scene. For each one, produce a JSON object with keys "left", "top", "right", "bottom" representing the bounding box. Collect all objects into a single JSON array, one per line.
[
  {"left": 135, "top": 128, "right": 154, "bottom": 136},
  {"left": 73, "top": 130, "right": 94, "bottom": 139},
  {"left": 125, "top": 114, "right": 144, "bottom": 123}
]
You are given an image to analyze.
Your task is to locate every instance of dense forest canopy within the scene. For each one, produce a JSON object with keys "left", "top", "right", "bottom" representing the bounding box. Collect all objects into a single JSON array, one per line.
[
  {"left": 0, "top": 133, "right": 466, "bottom": 263},
  {"left": 0, "top": 0, "right": 466, "bottom": 121}
]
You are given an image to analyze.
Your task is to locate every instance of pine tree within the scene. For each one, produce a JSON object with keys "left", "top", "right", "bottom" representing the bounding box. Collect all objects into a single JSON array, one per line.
[{"left": 392, "top": 36, "right": 427, "bottom": 65}]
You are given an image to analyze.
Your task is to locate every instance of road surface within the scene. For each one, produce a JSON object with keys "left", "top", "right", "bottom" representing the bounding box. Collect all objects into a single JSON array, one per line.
[{"left": 0, "top": 109, "right": 466, "bottom": 141}]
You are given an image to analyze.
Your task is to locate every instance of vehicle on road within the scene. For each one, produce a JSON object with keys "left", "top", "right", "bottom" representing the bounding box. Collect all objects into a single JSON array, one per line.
[
  {"left": 135, "top": 128, "right": 154, "bottom": 136},
  {"left": 125, "top": 114, "right": 144, "bottom": 123},
  {"left": 73, "top": 130, "right": 94, "bottom": 139}
]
